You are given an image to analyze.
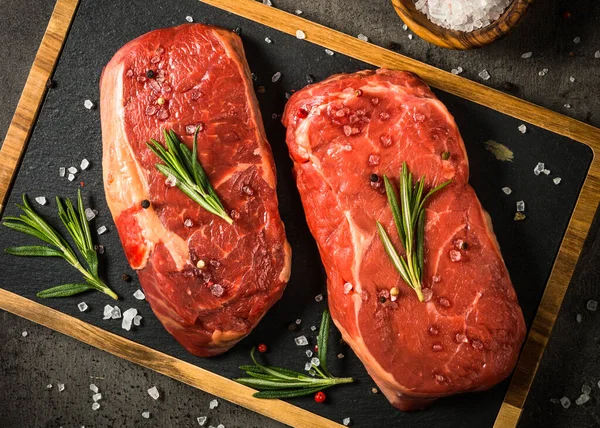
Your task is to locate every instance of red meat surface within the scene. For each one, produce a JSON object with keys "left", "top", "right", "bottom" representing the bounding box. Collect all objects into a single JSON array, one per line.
[
  {"left": 101, "top": 24, "right": 291, "bottom": 357},
  {"left": 283, "top": 69, "right": 526, "bottom": 410}
]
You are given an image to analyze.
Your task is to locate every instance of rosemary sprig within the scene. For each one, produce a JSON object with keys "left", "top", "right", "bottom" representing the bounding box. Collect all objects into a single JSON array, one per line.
[
  {"left": 2, "top": 191, "right": 118, "bottom": 300},
  {"left": 146, "top": 127, "right": 233, "bottom": 224},
  {"left": 235, "top": 310, "right": 353, "bottom": 399},
  {"left": 377, "top": 162, "right": 452, "bottom": 302}
]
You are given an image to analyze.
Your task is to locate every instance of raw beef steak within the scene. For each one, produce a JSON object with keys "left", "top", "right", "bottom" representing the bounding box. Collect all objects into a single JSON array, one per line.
[
  {"left": 283, "top": 69, "right": 526, "bottom": 410},
  {"left": 101, "top": 24, "right": 291, "bottom": 357}
]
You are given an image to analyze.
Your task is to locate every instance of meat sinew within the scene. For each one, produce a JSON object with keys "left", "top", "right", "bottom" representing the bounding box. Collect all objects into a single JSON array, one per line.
[
  {"left": 101, "top": 24, "right": 291, "bottom": 357},
  {"left": 283, "top": 69, "right": 526, "bottom": 410}
]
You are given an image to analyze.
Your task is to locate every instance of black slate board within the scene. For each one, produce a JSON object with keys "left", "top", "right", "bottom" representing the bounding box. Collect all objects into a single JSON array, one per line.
[{"left": 0, "top": 0, "right": 593, "bottom": 426}]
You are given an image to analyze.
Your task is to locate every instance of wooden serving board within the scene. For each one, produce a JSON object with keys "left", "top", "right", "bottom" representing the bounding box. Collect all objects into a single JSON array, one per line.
[{"left": 1, "top": 0, "right": 599, "bottom": 427}]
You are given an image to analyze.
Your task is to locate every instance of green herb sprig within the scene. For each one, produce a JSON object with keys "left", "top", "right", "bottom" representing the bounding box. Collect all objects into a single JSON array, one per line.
[
  {"left": 146, "top": 127, "right": 233, "bottom": 224},
  {"left": 235, "top": 310, "right": 353, "bottom": 399},
  {"left": 377, "top": 162, "right": 452, "bottom": 302},
  {"left": 3, "top": 191, "right": 118, "bottom": 299}
]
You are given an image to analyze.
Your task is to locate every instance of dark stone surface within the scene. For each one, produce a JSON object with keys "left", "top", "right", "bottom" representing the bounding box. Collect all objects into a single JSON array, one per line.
[{"left": 0, "top": 1, "right": 598, "bottom": 427}]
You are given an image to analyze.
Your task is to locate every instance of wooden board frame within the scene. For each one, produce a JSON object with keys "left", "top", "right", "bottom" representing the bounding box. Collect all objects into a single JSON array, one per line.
[{"left": 0, "top": 0, "right": 599, "bottom": 426}]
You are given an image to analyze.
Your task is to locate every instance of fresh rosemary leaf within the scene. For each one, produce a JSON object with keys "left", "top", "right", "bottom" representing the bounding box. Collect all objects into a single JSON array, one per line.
[
  {"left": 37, "top": 283, "right": 95, "bottom": 298},
  {"left": 317, "top": 309, "right": 331, "bottom": 377},
  {"left": 146, "top": 127, "right": 233, "bottom": 224},
  {"left": 378, "top": 162, "right": 452, "bottom": 302},
  {"left": 2, "top": 192, "right": 118, "bottom": 300},
  {"left": 253, "top": 386, "right": 326, "bottom": 399}
]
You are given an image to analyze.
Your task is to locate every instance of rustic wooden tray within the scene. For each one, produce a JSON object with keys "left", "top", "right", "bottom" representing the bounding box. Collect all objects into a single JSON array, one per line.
[{"left": 1, "top": 0, "right": 599, "bottom": 427}]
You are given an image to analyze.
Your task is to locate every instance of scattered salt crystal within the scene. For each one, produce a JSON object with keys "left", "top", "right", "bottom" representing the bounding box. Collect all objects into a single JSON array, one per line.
[
  {"left": 343, "top": 417, "right": 351, "bottom": 426},
  {"left": 305, "top": 350, "right": 313, "bottom": 357},
  {"left": 521, "top": 52, "right": 532, "bottom": 59},
  {"left": 142, "top": 411, "right": 151, "bottom": 419},
  {"left": 92, "top": 393, "right": 102, "bottom": 402},
  {"left": 553, "top": 177, "right": 562, "bottom": 185},
  {"left": 133, "top": 315, "right": 142, "bottom": 326},
  {"left": 295, "top": 318, "right": 302, "bottom": 325},
  {"left": 560, "top": 397, "right": 571, "bottom": 408},
  {"left": 184, "top": 219, "right": 194, "bottom": 228},
  {"left": 68, "top": 166, "right": 78, "bottom": 174},
  {"left": 68, "top": 173, "right": 75, "bottom": 182},
  {"left": 324, "top": 49, "right": 334, "bottom": 56},
  {"left": 502, "top": 187, "right": 512, "bottom": 195},
  {"left": 538, "top": 68, "right": 548, "bottom": 76},
  {"left": 210, "top": 284, "right": 224, "bottom": 297},
  {"left": 133, "top": 289, "right": 145, "bottom": 300},
  {"left": 595, "top": 51, "right": 600, "bottom": 59},
  {"left": 185, "top": 16, "right": 193, "bottom": 22},
  {"left": 209, "top": 399, "right": 219, "bottom": 409},
  {"left": 315, "top": 294, "right": 323, "bottom": 302},
  {"left": 569, "top": 76, "right": 576, "bottom": 83},
  {"left": 576, "top": 394, "right": 590, "bottom": 405},
  {"left": 271, "top": 72, "right": 281, "bottom": 83},
  {"left": 80, "top": 159, "right": 90, "bottom": 170},
  {"left": 103, "top": 305, "right": 113, "bottom": 320},
  {"left": 59, "top": 167, "right": 65, "bottom": 177},
  {"left": 148, "top": 386, "right": 160, "bottom": 400},
  {"left": 582, "top": 385, "right": 592, "bottom": 395},
  {"left": 573, "top": 37, "right": 581, "bottom": 44},
  {"left": 311, "top": 357, "right": 320, "bottom": 367},
  {"left": 408, "top": 34, "right": 413, "bottom": 40},
  {"left": 357, "top": 34, "right": 368, "bottom": 42},
  {"left": 217, "top": 424, "right": 225, "bottom": 428},
  {"left": 85, "top": 208, "right": 96, "bottom": 221},
  {"left": 343, "top": 282, "right": 353, "bottom": 294},
  {"left": 22, "top": 331, "right": 28, "bottom": 337},
  {"left": 197, "top": 416, "right": 207, "bottom": 426},
  {"left": 264, "top": 37, "right": 272, "bottom": 44},
  {"left": 415, "top": 0, "right": 510, "bottom": 31},
  {"left": 586, "top": 300, "right": 597, "bottom": 311},
  {"left": 97, "top": 225, "right": 107, "bottom": 235},
  {"left": 84, "top": 100, "right": 94, "bottom": 110},
  {"left": 310, "top": 325, "right": 317, "bottom": 331},
  {"left": 451, "top": 67, "right": 463, "bottom": 75},
  {"left": 262, "top": 0, "right": 272, "bottom": 5},
  {"left": 576, "top": 313, "right": 582, "bottom": 323},
  {"left": 295, "top": 9, "right": 303, "bottom": 15},
  {"left": 122, "top": 308, "right": 138, "bottom": 331},
  {"left": 47, "top": 384, "right": 53, "bottom": 389},
  {"left": 337, "top": 353, "right": 345, "bottom": 359},
  {"left": 90, "top": 384, "right": 98, "bottom": 393},
  {"left": 449, "top": 250, "right": 461, "bottom": 262},
  {"left": 294, "top": 335, "right": 308, "bottom": 346},
  {"left": 58, "top": 383, "right": 65, "bottom": 392},
  {"left": 165, "top": 175, "right": 177, "bottom": 187},
  {"left": 304, "top": 362, "right": 312, "bottom": 371},
  {"left": 35, "top": 196, "right": 47, "bottom": 205},
  {"left": 518, "top": 124, "right": 527, "bottom": 134},
  {"left": 542, "top": 169, "right": 551, "bottom": 175},
  {"left": 564, "top": 104, "right": 571, "bottom": 109},
  {"left": 402, "top": 24, "right": 408, "bottom": 31},
  {"left": 534, "top": 162, "right": 544, "bottom": 175},
  {"left": 296, "top": 30, "right": 306, "bottom": 40},
  {"left": 78, "top": 302, "right": 88, "bottom": 312},
  {"left": 478, "top": 69, "right": 490, "bottom": 81},
  {"left": 516, "top": 201, "right": 525, "bottom": 212},
  {"left": 92, "top": 402, "right": 100, "bottom": 411}
]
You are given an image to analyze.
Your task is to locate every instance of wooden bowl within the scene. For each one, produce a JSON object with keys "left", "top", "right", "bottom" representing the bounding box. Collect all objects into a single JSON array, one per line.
[{"left": 391, "top": 0, "right": 533, "bottom": 49}]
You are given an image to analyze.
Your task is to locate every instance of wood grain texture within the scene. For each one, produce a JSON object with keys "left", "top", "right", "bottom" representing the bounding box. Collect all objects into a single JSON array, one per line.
[
  {"left": 390, "top": 0, "right": 534, "bottom": 49},
  {"left": 0, "top": 0, "right": 599, "bottom": 427},
  {"left": 0, "top": 0, "right": 79, "bottom": 213}
]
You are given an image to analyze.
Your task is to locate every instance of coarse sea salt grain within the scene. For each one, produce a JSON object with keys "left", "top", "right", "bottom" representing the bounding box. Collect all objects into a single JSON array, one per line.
[
  {"left": 576, "top": 394, "right": 590, "bottom": 405},
  {"left": 68, "top": 166, "right": 78, "bottom": 174},
  {"left": 103, "top": 305, "right": 113, "bottom": 320},
  {"left": 357, "top": 34, "right": 368, "bottom": 42},
  {"left": 554, "top": 177, "right": 562, "bottom": 185},
  {"left": 78, "top": 302, "right": 88, "bottom": 312},
  {"left": 92, "top": 393, "right": 102, "bottom": 402},
  {"left": 85, "top": 208, "right": 96, "bottom": 221},
  {"left": 133, "top": 289, "right": 145, "bottom": 300},
  {"left": 502, "top": 187, "right": 512, "bottom": 195},
  {"left": 408, "top": 34, "right": 413, "bottom": 40},
  {"left": 295, "top": 318, "right": 302, "bottom": 325},
  {"left": 343, "top": 282, "right": 353, "bottom": 294},
  {"left": 295, "top": 9, "right": 303, "bottom": 15},
  {"left": 262, "top": 0, "right": 272, "bottom": 5},
  {"left": 310, "top": 325, "right": 317, "bottom": 331},
  {"left": 22, "top": 331, "right": 28, "bottom": 337},
  {"left": 84, "top": 100, "right": 94, "bottom": 109},
  {"left": 538, "top": 68, "right": 548, "bottom": 76},
  {"left": 264, "top": 37, "right": 272, "bottom": 44},
  {"left": 565, "top": 104, "right": 572, "bottom": 109},
  {"left": 304, "top": 362, "right": 312, "bottom": 371},
  {"left": 543, "top": 169, "right": 551, "bottom": 175},
  {"left": 35, "top": 196, "right": 47, "bottom": 205},
  {"left": 573, "top": 37, "right": 581, "bottom": 44},
  {"left": 68, "top": 173, "right": 75, "bottom": 181},
  {"left": 451, "top": 67, "right": 463, "bottom": 75},
  {"left": 337, "top": 353, "right": 345, "bottom": 359},
  {"left": 587, "top": 300, "right": 598, "bottom": 311},
  {"left": 80, "top": 159, "right": 90, "bottom": 170},
  {"left": 576, "top": 313, "right": 582, "bottom": 323},
  {"left": 534, "top": 162, "right": 544, "bottom": 175},
  {"left": 92, "top": 402, "right": 100, "bottom": 411},
  {"left": 197, "top": 416, "right": 207, "bottom": 426},
  {"left": 311, "top": 357, "right": 320, "bottom": 367},
  {"left": 58, "top": 383, "right": 65, "bottom": 392},
  {"left": 415, "top": 0, "right": 511, "bottom": 32},
  {"left": 343, "top": 417, "right": 351, "bottom": 426},
  {"left": 295, "top": 335, "right": 308, "bottom": 346},
  {"left": 516, "top": 201, "right": 525, "bottom": 212},
  {"left": 185, "top": 16, "right": 193, "bottom": 22},
  {"left": 148, "top": 386, "right": 160, "bottom": 400},
  {"left": 271, "top": 71, "right": 281, "bottom": 82},
  {"left": 122, "top": 308, "right": 138, "bottom": 331},
  {"left": 47, "top": 384, "right": 53, "bottom": 389},
  {"left": 296, "top": 29, "right": 306, "bottom": 40},
  {"left": 560, "top": 397, "right": 571, "bottom": 408},
  {"left": 595, "top": 50, "right": 600, "bottom": 59},
  {"left": 133, "top": 315, "right": 142, "bottom": 326},
  {"left": 518, "top": 124, "right": 527, "bottom": 134},
  {"left": 569, "top": 76, "right": 576, "bottom": 83},
  {"left": 306, "top": 349, "right": 313, "bottom": 357},
  {"left": 142, "top": 411, "right": 150, "bottom": 419},
  {"left": 325, "top": 49, "right": 334, "bottom": 56},
  {"left": 315, "top": 294, "right": 324, "bottom": 302},
  {"left": 478, "top": 69, "right": 490, "bottom": 81},
  {"left": 582, "top": 385, "right": 592, "bottom": 395},
  {"left": 521, "top": 52, "right": 532, "bottom": 59},
  {"left": 217, "top": 424, "right": 225, "bottom": 428},
  {"left": 90, "top": 384, "right": 98, "bottom": 393},
  {"left": 209, "top": 399, "right": 219, "bottom": 409},
  {"left": 97, "top": 225, "right": 107, "bottom": 235}
]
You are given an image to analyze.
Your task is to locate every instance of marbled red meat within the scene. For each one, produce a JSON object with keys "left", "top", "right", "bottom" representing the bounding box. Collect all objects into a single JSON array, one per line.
[
  {"left": 101, "top": 24, "right": 291, "bottom": 356},
  {"left": 283, "top": 69, "right": 526, "bottom": 410}
]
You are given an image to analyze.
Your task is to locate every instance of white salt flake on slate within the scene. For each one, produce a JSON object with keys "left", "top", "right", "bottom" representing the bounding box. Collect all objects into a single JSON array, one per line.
[
  {"left": 311, "top": 357, "right": 320, "bottom": 367},
  {"left": 295, "top": 9, "right": 302, "bottom": 15},
  {"left": 133, "top": 315, "right": 142, "bottom": 326},
  {"left": 58, "top": 383, "right": 65, "bottom": 392},
  {"left": 22, "top": 331, "right": 28, "bottom": 337},
  {"left": 315, "top": 294, "right": 324, "bottom": 302},
  {"left": 587, "top": 300, "right": 598, "bottom": 311},
  {"left": 92, "top": 402, "right": 100, "bottom": 411},
  {"left": 295, "top": 318, "right": 302, "bottom": 325},
  {"left": 343, "top": 282, "right": 353, "bottom": 294},
  {"left": 337, "top": 353, "right": 345, "bottom": 359},
  {"left": 304, "top": 362, "right": 312, "bottom": 371},
  {"left": 502, "top": 187, "right": 512, "bottom": 195},
  {"left": 543, "top": 169, "right": 551, "bottom": 175},
  {"left": 209, "top": 399, "right": 219, "bottom": 409},
  {"left": 573, "top": 36, "right": 581, "bottom": 44},
  {"left": 576, "top": 313, "right": 582, "bottom": 323},
  {"left": 148, "top": 386, "right": 160, "bottom": 400},
  {"left": 560, "top": 396, "right": 571, "bottom": 408},
  {"left": 165, "top": 175, "right": 177, "bottom": 187},
  {"left": 90, "top": 384, "right": 98, "bottom": 393},
  {"left": 111, "top": 306, "right": 122, "bottom": 319},
  {"left": 103, "top": 305, "right": 113, "bottom": 320},
  {"left": 210, "top": 284, "right": 224, "bottom": 297},
  {"left": 97, "top": 225, "right": 107, "bottom": 235},
  {"left": 142, "top": 411, "right": 150, "bottom": 419},
  {"left": 296, "top": 30, "right": 306, "bottom": 40},
  {"left": 478, "top": 69, "right": 490, "bottom": 81},
  {"left": 68, "top": 173, "right": 75, "bottom": 182},
  {"left": 47, "top": 384, "right": 53, "bottom": 389},
  {"left": 564, "top": 104, "right": 571, "bottom": 109},
  {"left": 217, "top": 424, "right": 225, "bottom": 428},
  {"left": 534, "top": 162, "right": 545, "bottom": 175},
  {"left": 68, "top": 166, "right": 78, "bottom": 174},
  {"left": 84, "top": 100, "right": 94, "bottom": 109},
  {"left": 197, "top": 416, "right": 207, "bottom": 426},
  {"left": 92, "top": 393, "right": 102, "bottom": 402},
  {"left": 538, "top": 68, "right": 548, "bottom": 76},
  {"left": 310, "top": 325, "right": 317, "bottom": 331},
  {"left": 518, "top": 124, "right": 527, "bottom": 134},
  {"left": 553, "top": 177, "right": 562, "bottom": 185},
  {"left": 582, "top": 385, "right": 592, "bottom": 395},
  {"left": 35, "top": 196, "right": 47, "bottom": 205},
  {"left": 85, "top": 208, "right": 96, "bottom": 221},
  {"left": 305, "top": 349, "right": 313, "bottom": 357},
  {"left": 133, "top": 289, "right": 145, "bottom": 300},
  {"left": 264, "top": 37, "right": 272, "bottom": 44},
  {"left": 357, "top": 34, "right": 368, "bottom": 42},
  {"left": 408, "top": 34, "right": 414, "bottom": 40},
  {"left": 59, "top": 167, "right": 65, "bottom": 177},
  {"left": 516, "top": 201, "right": 525, "bottom": 212},
  {"left": 576, "top": 394, "right": 590, "bottom": 405},
  {"left": 451, "top": 67, "right": 463, "bottom": 75},
  {"left": 185, "top": 16, "right": 193, "bottom": 22},
  {"left": 343, "top": 417, "right": 351, "bottom": 426},
  {"left": 324, "top": 49, "right": 334, "bottom": 56},
  {"left": 262, "top": 0, "right": 272, "bottom": 5},
  {"left": 295, "top": 335, "right": 308, "bottom": 346},
  {"left": 78, "top": 302, "right": 88, "bottom": 312},
  {"left": 402, "top": 24, "right": 408, "bottom": 31},
  {"left": 569, "top": 76, "right": 575, "bottom": 83},
  {"left": 521, "top": 52, "right": 532, "bottom": 59},
  {"left": 122, "top": 308, "right": 138, "bottom": 331},
  {"left": 80, "top": 159, "right": 90, "bottom": 170},
  {"left": 271, "top": 72, "right": 282, "bottom": 82},
  {"left": 595, "top": 50, "right": 600, "bottom": 59}
]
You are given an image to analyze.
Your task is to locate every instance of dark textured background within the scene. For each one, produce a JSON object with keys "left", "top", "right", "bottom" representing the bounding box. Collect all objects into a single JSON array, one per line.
[{"left": 0, "top": 0, "right": 599, "bottom": 427}]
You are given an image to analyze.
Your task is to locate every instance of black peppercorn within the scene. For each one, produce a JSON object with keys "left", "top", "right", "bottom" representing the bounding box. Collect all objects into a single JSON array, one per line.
[
  {"left": 441, "top": 151, "right": 450, "bottom": 160},
  {"left": 379, "top": 296, "right": 387, "bottom": 303},
  {"left": 146, "top": 70, "right": 155, "bottom": 79},
  {"left": 141, "top": 199, "right": 150, "bottom": 209},
  {"left": 461, "top": 242, "right": 469, "bottom": 250},
  {"left": 121, "top": 273, "right": 132, "bottom": 282},
  {"left": 370, "top": 173, "right": 379, "bottom": 182}
]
